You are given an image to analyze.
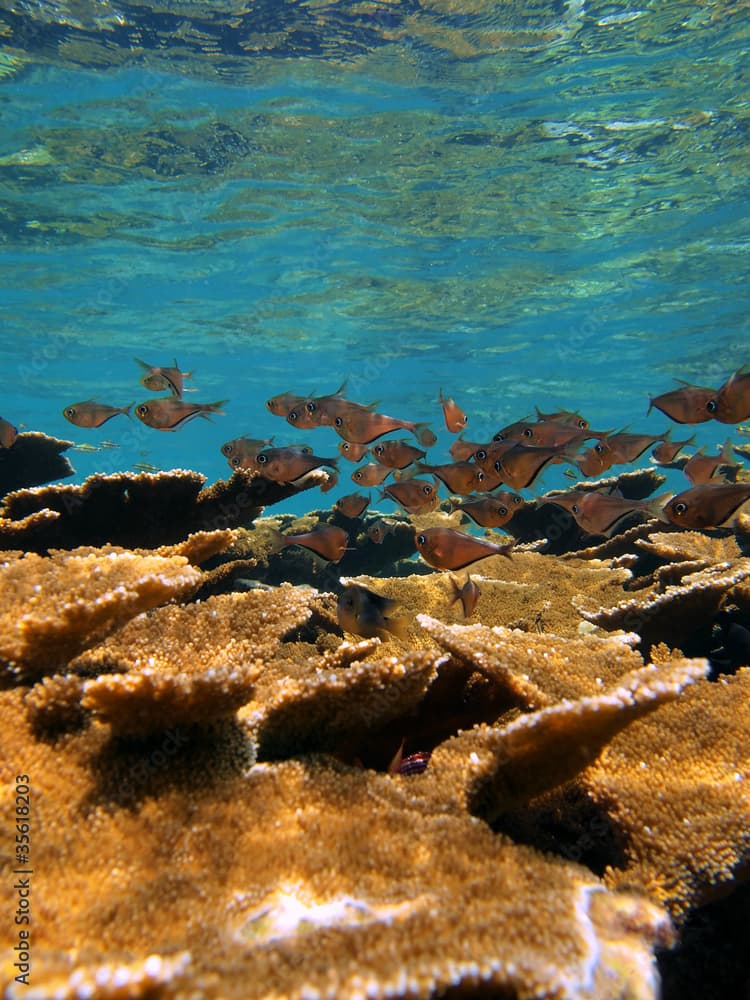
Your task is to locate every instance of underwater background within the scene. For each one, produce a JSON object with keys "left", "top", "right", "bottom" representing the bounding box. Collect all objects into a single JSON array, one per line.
[{"left": 1, "top": 0, "right": 749, "bottom": 515}]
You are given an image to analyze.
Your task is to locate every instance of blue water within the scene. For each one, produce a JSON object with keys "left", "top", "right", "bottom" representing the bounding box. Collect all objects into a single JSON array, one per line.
[{"left": 1, "top": 1, "right": 748, "bottom": 516}]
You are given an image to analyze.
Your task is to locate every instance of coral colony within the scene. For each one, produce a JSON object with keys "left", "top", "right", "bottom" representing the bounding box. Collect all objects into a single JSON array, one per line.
[{"left": 2, "top": 366, "right": 750, "bottom": 998}]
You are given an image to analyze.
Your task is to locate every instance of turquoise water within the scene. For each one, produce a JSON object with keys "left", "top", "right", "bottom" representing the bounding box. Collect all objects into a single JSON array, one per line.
[{"left": 1, "top": 1, "right": 749, "bottom": 515}]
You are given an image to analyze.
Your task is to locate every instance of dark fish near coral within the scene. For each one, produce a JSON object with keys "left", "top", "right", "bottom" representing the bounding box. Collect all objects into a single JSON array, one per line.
[
  {"left": 351, "top": 462, "right": 392, "bottom": 487},
  {"left": 715, "top": 366, "right": 750, "bottom": 424},
  {"left": 439, "top": 388, "right": 468, "bottom": 433},
  {"left": 221, "top": 435, "right": 274, "bottom": 460},
  {"left": 651, "top": 430, "right": 696, "bottom": 465},
  {"left": 337, "top": 582, "right": 408, "bottom": 641},
  {"left": 381, "top": 478, "right": 439, "bottom": 514},
  {"left": 648, "top": 381, "right": 718, "bottom": 424},
  {"left": 134, "top": 358, "right": 192, "bottom": 398},
  {"left": 415, "top": 527, "right": 513, "bottom": 571},
  {"left": 269, "top": 524, "right": 350, "bottom": 563},
  {"left": 662, "top": 483, "right": 750, "bottom": 530},
  {"left": 254, "top": 447, "right": 338, "bottom": 483},
  {"left": 338, "top": 441, "right": 370, "bottom": 462},
  {"left": 452, "top": 492, "right": 524, "bottom": 528},
  {"left": 449, "top": 574, "right": 482, "bottom": 618},
  {"left": 416, "top": 461, "right": 484, "bottom": 495},
  {"left": 535, "top": 406, "right": 589, "bottom": 429},
  {"left": 388, "top": 740, "right": 431, "bottom": 776},
  {"left": 0, "top": 416, "right": 19, "bottom": 448},
  {"left": 497, "top": 443, "right": 572, "bottom": 490},
  {"left": 544, "top": 490, "right": 670, "bottom": 536},
  {"left": 602, "top": 430, "right": 667, "bottom": 465},
  {"left": 332, "top": 403, "right": 434, "bottom": 446},
  {"left": 371, "top": 439, "right": 427, "bottom": 469},
  {"left": 683, "top": 439, "right": 738, "bottom": 486},
  {"left": 334, "top": 492, "right": 370, "bottom": 519},
  {"left": 135, "top": 398, "right": 226, "bottom": 431},
  {"left": 63, "top": 400, "right": 132, "bottom": 429},
  {"left": 367, "top": 519, "right": 397, "bottom": 544}
]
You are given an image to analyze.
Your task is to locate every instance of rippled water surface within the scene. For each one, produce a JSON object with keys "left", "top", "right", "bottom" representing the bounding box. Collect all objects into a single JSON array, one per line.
[{"left": 1, "top": 1, "right": 748, "bottom": 507}]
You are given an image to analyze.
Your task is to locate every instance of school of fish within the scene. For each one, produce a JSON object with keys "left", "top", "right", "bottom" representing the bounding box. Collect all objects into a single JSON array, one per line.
[{"left": 3, "top": 363, "right": 750, "bottom": 640}]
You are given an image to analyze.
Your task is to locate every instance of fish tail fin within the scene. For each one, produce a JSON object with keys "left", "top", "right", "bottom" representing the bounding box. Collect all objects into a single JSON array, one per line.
[
  {"left": 647, "top": 492, "right": 674, "bottom": 523},
  {"left": 498, "top": 538, "right": 515, "bottom": 559},
  {"left": 202, "top": 400, "right": 229, "bottom": 419},
  {"left": 122, "top": 403, "right": 134, "bottom": 419},
  {"left": 447, "top": 574, "right": 462, "bottom": 607},
  {"left": 720, "top": 438, "right": 734, "bottom": 462},
  {"left": 264, "top": 527, "right": 290, "bottom": 555}
]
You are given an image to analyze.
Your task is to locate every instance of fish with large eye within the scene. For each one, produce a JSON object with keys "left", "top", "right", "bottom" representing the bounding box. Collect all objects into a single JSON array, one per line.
[
  {"left": 662, "top": 483, "right": 750, "bottom": 530},
  {"left": 63, "top": 400, "right": 133, "bottom": 428},
  {"left": 648, "top": 380, "right": 719, "bottom": 424},
  {"left": 334, "top": 492, "right": 370, "bottom": 519},
  {"left": 371, "top": 439, "right": 427, "bottom": 469},
  {"left": 451, "top": 492, "right": 524, "bottom": 529},
  {"left": 252, "top": 446, "right": 338, "bottom": 484},
  {"left": 134, "top": 358, "right": 192, "bottom": 398},
  {"left": 381, "top": 478, "right": 439, "bottom": 515},
  {"left": 337, "top": 582, "right": 408, "bottom": 641},
  {"left": 267, "top": 524, "right": 350, "bottom": 563},
  {"left": 266, "top": 390, "right": 308, "bottom": 417},
  {"left": 438, "top": 388, "right": 468, "bottom": 433},
  {"left": 333, "top": 404, "right": 435, "bottom": 447},
  {"left": 221, "top": 436, "right": 274, "bottom": 467},
  {"left": 415, "top": 461, "right": 484, "bottom": 495},
  {"left": 414, "top": 527, "right": 513, "bottom": 571},
  {"left": 135, "top": 398, "right": 227, "bottom": 430},
  {"left": 544, "top": 489, "right": 671, "bottom": 537}
]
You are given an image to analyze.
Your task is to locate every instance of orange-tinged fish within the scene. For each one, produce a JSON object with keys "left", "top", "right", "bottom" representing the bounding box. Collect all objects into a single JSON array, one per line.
[
  {"left": 449, "top": 435, "right": 486, "bottom": 462},
  {"left": 517, "top": 423, "right": 595, "bottom": 449},
  {"left": 683, "top": 439, "right": 738, "bottom": 486},
  {"left": 0, "top": 416, "right": 19, "bottom": 448},
  {"left": 337, "top": 582, "right": 408, "bottom": 641},
  {"left": 663, "top": 483, "right": 750, "bottom": 530},
  {"left": 471, "top": 440, "right": 515, "bottom": 474},
  {"left": 491, "top": 417, "right": 532, "bottom": 443},
  {"left": 221, "top": 435, "right": 274, "bottom": 461},
  {"left": 575, "top": 441, "right": 614, "bottom": 477},
  {"left": 497, "top": 443, "right": 573, "bottom": 490},
  {"left": 332, "top": 402, "right": 434, "bottom": 446},
  {"left": 439, "top": 388, "right": 468, "bottom": 433},
  {"left": 647, "top": 381, "right": 718, "bottom": 424},
  {"left": 535, "top": 407, "right": 589, "bottom": 429},
  {"left": 351, "top": 462, "right": 392, "bottom": 487},
  {"left": 415, "top": 527, "right": 513, "bottom": 571},
  {"left": 253, "top": 447, "right": 337, "bottom": 483},
  {"left": 715, "top": 367, "right": 750, "bottom": 424},
  {"left": 381, "top": 478, "right": 440, "bottom": 514},
  {"left": 63, "top": 400, "right": 133, "bottom": 429},
  {"left": 416, "top": 461, "right": 484, "bottom": 495},
  {"left": 651, "top": 430, "right": 696, "bottom": 465},
  {"left": 452, "top": 492, "right": 524, "bottom": 528},
  {"left": 602, "top": 430, "right": 667, "bottom": 465},
  {"left": 269, "top": 524, "right": 350, "bottom": 563},
  {"left": 371, "top": 439, "right": 427, "bottom": 469},
  {"left": 334, "top": 492, "right": 370, "bottom": 519},
  {"left": 285, "top": 381, "right": 352, "bottom": 429},
  {"left": 544, "top": 490, "right": 670, "bottom": 536},
  {"left": 135, "top": 398, "right": 226, "bottom": 431},
  {"left": 266, "top": 390, "right": 309, "bottom": 417},
  {"left": 338, "top": 440, "right": 370, "bottom": 462},
  {"left": 134, "top": 358, "right": 192, "bottom": 398},
  {"left": 448, "top": 574, "right": 481, "bottom": 618}
]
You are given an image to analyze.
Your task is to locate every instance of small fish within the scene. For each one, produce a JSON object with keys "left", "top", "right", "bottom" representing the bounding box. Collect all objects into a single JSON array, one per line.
[
  {"left": 439, "top": 388, "right": 468, "bottom": 433},
  {"left": 452, "top": 492, "right": 524, "bottom": 528},
  {"left": 715, "top": 366, "right": 750, "bottom": 424},
  {"left": 647, "top": 381, "right": 718, "bottom": 424},
  {"left": 266, "top": 390, "right": 309, "bottom": 417},
  {"left": 371, "top": 439, "right": 427, "bottom": 469},
  {"left": 367, "top": 519, "right": 397, "bottom": 544},
  {"left": 0, "top": 416, "right": 18, "bottom": 449},
  {"left": 544, "top": 490, "right": 670, "bottom": 536},
  {"left": 135, "top": 398, "right": 226, "bottom": 431},
  {"left": 337, "top": 582, "right": 408, "bottom": 641},
  {"left": 132, "top": 461, "right": 162, "bottom": 473},
  {"left": 683, "top": 439, "right": 739, "bottom": 486},
  {"left": 334, "top": 492, "right": 370, "bottom": 519},
  {"left": 663, "top": 483, "right": 750, "bottom": 530},
  {"left": 338, "top": 441, "right": 370, "bottom": 462},
  {"left": 351, "top": 462, "right": 393, "bottom": 487},
  {"left": 332, "top": 403, "right": 434, "bottom": 446},
  {"left": 63, "top": 400, "right": 132, "bottom": 429},
  {"left": 416, "top": 461, "right": 484, "bottom": 495},
  {"left": 70, "top": 442, "right": 101, "bottom": 453},
  {"left": 285, "top": 381, "right": 352, "bottom": 429},
  {"left": 134, "top": 358, "right": 192, "bottom": 398},
  {"left": 651, "top": 430, "right": 696, "bottom": 465},
  {"left": 535, "top": 406, "right": 589, "bottom": 429},
  {"left": 415, "top": 527, "right": 513, "bottom": 571},
  {"left": 449, "top": 435, "right": 486, "bottom": 462},
  {"left": 387, "top": 740, "right": 431, "bottom": 776},
  {"left": 253, "top": 447, "right": 338, "bottom": 483},
  {"left": 269, "top": 524, "right": 350, "bottom": 563},
  {"left": 221, "top": 435, "right": 274, "bottom": 460},
  {"left": 99, "top": 439, "right": 120, "bottom": 450},
  {"left": 497, "top": 443, "right": 573, "bottom": 490},
  {"left": 381, "top": 478, "right": 440, "bottom": 514},
  {"left": 448, "top": 574, "right": 482, "bottom": 618}
]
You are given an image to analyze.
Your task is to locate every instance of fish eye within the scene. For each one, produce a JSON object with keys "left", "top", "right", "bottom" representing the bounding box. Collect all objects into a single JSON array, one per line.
[
  {"left": 64, "top": 407, "right": 75, "bottom": 417},
  {"left": 221, "top": 443, "right": 234, "bottom": 456},
  {"left": 493, "top": 460, "right": 502, "bottom": 472},
  {"left": 288, "top": 409, "right": 300, "bottom": 422},
  {"left": 231, "top": 457, "right": 241, "bottom": 468},
  {"left": 476, "top": 449, "right": 487, "bottom": 461},
  {"left": 492, "top": 432, "right": 505, "bottom": 442},
  {"left": 306, "top": 401, "right": 317, "bottom": 414},
  {"left": 353, "top": 471, "right": 362, "bottom": 480},
  {"left": 512, "top": 495, "right": 523, "bottom": 504},
  {"left": 136, "top": 404, "right": 149, "bottom": 416},
  {"left": 497, "top": 505, "right": 508, "bottom": 516},
  {"left": 417, "top": 534, "right": 426, "bottom": 545},
  {"left": 335, "top": 417, "right": 344, "bottom": 427},
  {"left": 707, "top": 400, "right": 717, "bottom": 413},
  {"left": 595, "top": 443, "right": 605, "bottom": 454},
  {"left": 422, "top": 484, "right": 432, "bottom": 495},
  {"left": 476, "top": 471, "right": 484, "bottom": 481},
  {"left": 373, "top": 444, "right": 384, "bottom": 456},
  {"left": 577, "top": 418, "right": 588, "bottom": 429},
  {"left": 256, "top": 453, "right": 268, "bottom": 464},
  {"left": 672, "top": 501, "right": 688, "bottom": 516},
  {"left": 522, "top": 427, "right": 533, "bottom": 438},
  {"left": 571, "top": 504, "right": 579, "bottom": 514}
]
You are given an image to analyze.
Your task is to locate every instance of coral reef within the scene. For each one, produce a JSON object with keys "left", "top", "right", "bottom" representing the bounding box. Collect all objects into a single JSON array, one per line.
[{"left": 0, "top": 431, "right": 74, "bottom": 497}]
